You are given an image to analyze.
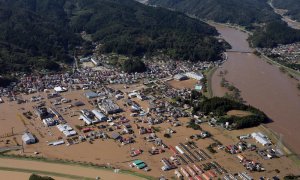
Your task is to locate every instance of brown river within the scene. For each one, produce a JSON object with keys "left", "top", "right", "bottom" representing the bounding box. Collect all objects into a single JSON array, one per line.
[{"left": 211, "top": 24, "right": 300, "bottom": 154}]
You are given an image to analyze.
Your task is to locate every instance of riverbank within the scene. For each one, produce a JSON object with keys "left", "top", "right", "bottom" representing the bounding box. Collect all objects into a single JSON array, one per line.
[{"left": 210, "top": 23, "right": 300, "bottom": 154}]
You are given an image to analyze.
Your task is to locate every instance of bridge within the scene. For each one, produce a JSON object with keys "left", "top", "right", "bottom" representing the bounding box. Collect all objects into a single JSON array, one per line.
[{"left": 226, "top": 50, "right": 253, "bottom": 53}]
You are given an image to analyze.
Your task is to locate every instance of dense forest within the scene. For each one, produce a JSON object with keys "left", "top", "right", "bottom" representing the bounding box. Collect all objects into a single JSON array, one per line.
[
  {"left": 193, "top": 97, "right": 268, "bottom": 129},
  {"left": 121, "top": 58, "right": 147, "bottom": 73},
  {"left": 0, "top": 0, "right": 81, "bottom": 74},
  {"left": 0, "top": 0, "right": 225, "bottom": 76},
  {"left": 70, "top": 0, "right": 225, "bottom": 61},
  {"left": 249, "top": 21, "right": 300, "bottom": 48},
  {"left": 273, "top": 0, "right": 300, "bottom": 21},
  {"left": 148, "top": 0, "right": 280, "bottom": 26}
]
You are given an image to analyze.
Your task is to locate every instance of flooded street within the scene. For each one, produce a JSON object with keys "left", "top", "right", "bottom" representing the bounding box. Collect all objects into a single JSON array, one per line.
[{"left": 211, "top": 24, "right": 300, "bottom": 154}]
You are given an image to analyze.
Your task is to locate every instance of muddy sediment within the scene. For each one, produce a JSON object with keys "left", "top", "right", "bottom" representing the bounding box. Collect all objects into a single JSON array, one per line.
[{"left": 212, "top": 24, "right": 300, "bottom": 154}]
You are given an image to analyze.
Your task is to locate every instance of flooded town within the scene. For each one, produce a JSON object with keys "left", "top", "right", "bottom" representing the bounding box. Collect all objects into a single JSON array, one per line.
[
  {"left": 0, "top": 23, "right": 300, "bottom": 180},
  {"left": 1, "top": 0, "right": 300, "bottom": 180}
]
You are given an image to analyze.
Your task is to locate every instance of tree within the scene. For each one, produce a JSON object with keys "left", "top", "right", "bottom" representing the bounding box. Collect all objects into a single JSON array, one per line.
[
  {"left": 29, "top": 174, "right": 54, "bottom": 180},
  {"left": 121, "top": 58, "right": 147, "bottom": 73}
]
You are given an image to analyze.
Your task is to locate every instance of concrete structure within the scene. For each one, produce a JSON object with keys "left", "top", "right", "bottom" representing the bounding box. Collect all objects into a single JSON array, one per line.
[
  {"left": 251, "top": 132, "right": 272, "bottom": 146},
  {"left": 185, "top": 72, "right": 204, "bottom": 81},
  {"left": 22, "top": 132, "right": 36, "bottom": 144},
  {"left": 98, "top": 99, "right": 122, "bottom": 114}
]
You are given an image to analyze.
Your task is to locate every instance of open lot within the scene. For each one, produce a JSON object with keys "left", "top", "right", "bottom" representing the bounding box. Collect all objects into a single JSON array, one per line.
[{"left": 167, "top": 79, "right": 198, "bottom": 90}]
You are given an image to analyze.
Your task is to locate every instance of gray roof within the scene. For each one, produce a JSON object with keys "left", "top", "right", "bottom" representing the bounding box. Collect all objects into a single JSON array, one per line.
[
  {"left": 111, "top": 132, "right": 120, "bottom": 140},
  {"left": 84, "top": 91, "right": 98, "bottom": 98}
]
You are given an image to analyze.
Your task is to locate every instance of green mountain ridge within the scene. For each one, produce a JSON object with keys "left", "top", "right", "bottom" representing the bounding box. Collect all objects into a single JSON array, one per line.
[
  {"left": 147, "top": 0, "right": 300, "bottom": 48},
  {"left": 273, "top": 0, "right": 300, "bottom": 22},
  {"left": 148, "top": 0, "right": 280, "bottom": 26},
  {"left": 0, "top": 0, "right": 225, "bottom": 76}
]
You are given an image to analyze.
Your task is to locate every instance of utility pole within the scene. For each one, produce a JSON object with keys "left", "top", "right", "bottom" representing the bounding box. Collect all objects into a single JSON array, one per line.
[{"left": 11, "top": 127, "right": 14, "bottom": 136}]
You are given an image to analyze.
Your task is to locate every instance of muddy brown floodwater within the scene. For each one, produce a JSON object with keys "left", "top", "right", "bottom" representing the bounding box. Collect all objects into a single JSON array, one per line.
[{"left": 211, "top": 24, "right": 300, "bottom": 154}]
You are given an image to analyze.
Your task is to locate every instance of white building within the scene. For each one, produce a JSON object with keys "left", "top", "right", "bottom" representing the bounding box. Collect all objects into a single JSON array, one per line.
[
  {"left": 43, "top": 118, "right": 56, "bottom": 127},
  {"left": 128, "top": 92, "right": 138, "bottom": 98},
  {"left": 80, "top": 115, "right": 93, "bottom": 125},
  {"left": 185, "top": 72, "right": 204, "bottom": 81},
  {"left": 54, "top": 86, "right": 67, "bottom": 93},
  {"left": 57, "top": 124, "right": 77, "bottom": 137},
  {"left": 22, "top": 132, "right": 36, "bottom": 144},
  {"left": 251, "top": 132, "right": 272, "bottom": 146},
  {"left": 92, "top": 109, "right": 108, "bottom": 122}
]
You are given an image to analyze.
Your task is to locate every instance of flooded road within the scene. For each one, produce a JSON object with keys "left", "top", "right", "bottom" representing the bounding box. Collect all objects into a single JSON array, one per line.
[{"left": 211, "top": 24, "right": 300, "bottom": 154}]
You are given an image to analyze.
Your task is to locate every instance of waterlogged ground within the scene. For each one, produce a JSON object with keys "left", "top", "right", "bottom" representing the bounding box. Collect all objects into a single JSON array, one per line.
[{"left": 212, "top": 24, "right": 300, "bottom": 154}]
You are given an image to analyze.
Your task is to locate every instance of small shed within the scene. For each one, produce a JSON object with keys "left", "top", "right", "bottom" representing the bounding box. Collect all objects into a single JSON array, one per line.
[
  {"left": 133, "top": 160, "right": 146, "bottom": 169},
  {"left": 22, "top": 132, "right": 36, "bottom": 144}
]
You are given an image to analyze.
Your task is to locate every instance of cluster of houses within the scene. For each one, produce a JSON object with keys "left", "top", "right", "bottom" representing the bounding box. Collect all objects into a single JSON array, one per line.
[
  {"left": 237, "top": 154, "right": 265, "bottom": 172},
  {"left": 98, "top": 99, "right": 122, "bottom": 115},
  {"left": 0, "top": 48, "right": 222, "bottom": 97},
  {"left": 57, "top": 124, "right": 77, "bottom": 137},
  {"left": 79, "top": 109, "right": 108, "bottom": 125},
  {"left": 259, "top": 43, "right": 300, "bottom": 71},
  {"left": 225, "top": 141, "right": 257, "bottom": 154}
]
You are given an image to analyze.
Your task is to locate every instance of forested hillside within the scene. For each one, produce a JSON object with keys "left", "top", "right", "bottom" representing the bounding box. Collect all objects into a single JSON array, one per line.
[
  {"left": 148, "top": 0, "right": 279, "bottom": 26},
  {"left": 147, "top": 0, "right": 300, "bottom": 48},
  {"left": 273, "top": 0, "right": 300, "bottom": 21},
  {"left": 69, "top": 0, "right": 224, "bottom": 61},
  {"left": 249, "top": 21, "right": 300, "bottom": 48},
  {"left": 0, "top": 0, "right": 81, "bottom": 73},
  {"left": 0, "top": 0, "right": 225, "bottom": 76}
]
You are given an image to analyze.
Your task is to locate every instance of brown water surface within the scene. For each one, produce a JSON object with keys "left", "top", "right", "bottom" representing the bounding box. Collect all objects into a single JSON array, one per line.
[{"left": 212, "top": 24, "right": 300, "bottom": 154}]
